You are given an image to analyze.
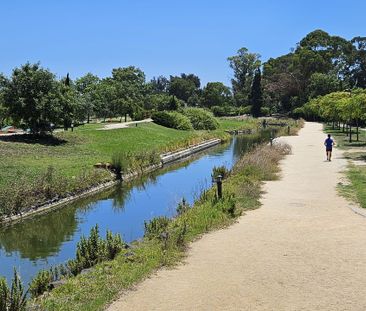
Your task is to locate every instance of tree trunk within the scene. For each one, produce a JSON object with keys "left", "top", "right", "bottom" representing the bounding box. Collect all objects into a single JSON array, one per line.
[
  {"left": 125, "top": 114, "right": 127, "bottom": 122},
  {"left": 349, "top": 122, "right": 352, "bottom": 143},
  {"left": 87, "top": 113, "right": 90, "bottom": 124},
  {"left": 357, "top": 119, "right": 359, "bottom": 142}
]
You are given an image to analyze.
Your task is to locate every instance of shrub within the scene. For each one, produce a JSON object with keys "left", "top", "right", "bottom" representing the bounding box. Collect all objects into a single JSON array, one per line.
[
  {"left": 29, "top": 270, "right": 52, "bottom": 298},
  {"left": 0, "top": 277, "right": 9, "bottom": 311},
  {"left": 169, "top": 112, "right": 193, "bottom": 130},
  {"left": 105, "top": 230, "right": 124, "bottom": 260},
  {"left": 211, "top": 106, "right": 241, "bottom": 117},
  {"left": 144, "top": 216, "right": 170, "bottom": 239},
  {"left": 152, "top": 111, "right": 193, "bottom": 130},
  {"left": 182, "top": 108, "right": 219, "bottom": 130},
  {"left": 260, "top": 106, "right": 271, "bottom": 116},
  {"left": 151, "top": 111, "right": 175, "bottom": 128},
  {"left": 0, "top": 269, "right": 27, "bottom": 311},
  {"left": 212, "top": 165, "right": 230, "bottom": 181},
  {"left": 176, "top": 198, "right": 190, "bottom": 216}
]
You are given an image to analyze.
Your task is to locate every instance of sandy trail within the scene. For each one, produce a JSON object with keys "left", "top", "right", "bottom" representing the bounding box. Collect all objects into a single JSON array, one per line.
[
  {"left": 108, "top": 122, "right": 366, "bottom": 311},
  {"left": 98, "top": 119, "right": 153, "bottom": 130}
]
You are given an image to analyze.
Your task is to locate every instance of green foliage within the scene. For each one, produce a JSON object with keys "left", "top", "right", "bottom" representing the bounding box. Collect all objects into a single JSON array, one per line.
[
  {"left": 211, "top": 105, "right": 246, "bottom": 117},
  {"left": 169, "top": 74, "right": 200, "bottom": 102},
  {"left": 0, "top": 269, "right": 27, "bottom": 311},
  {"left": 144, "top": 216, "right": 170, "bottom": 240},
  {"left": 105, "top": 230, "right": 124, "bottom": 260},
  {"left": 249, "top": 68, "right": 263, "bottom": 117},
  {"left": 201, "top": 82, "right": 232, "bottom": 108},
  {"left": 0, "top": 277, "right": 9, "bottom": 311},
  {"left": 228, "top": 47, "right": 261, "bottom": 106},
  {"left": 152, "top": 111, "right": 193, "bottom": 130},
  {"left": 212, "top": 165, "right": 230, "bottom": 180},
  {"left": 29, "top": 270, "right": 52, "bottom": 299},
  {"left": 3, "top": 63, "right": 72, "bottom": 134},
  {"left": 182, "top": 108, "right": 219, "bottom": 130},
  {"left": 176, "top": 198, "right": 190, "bottom": 216}
]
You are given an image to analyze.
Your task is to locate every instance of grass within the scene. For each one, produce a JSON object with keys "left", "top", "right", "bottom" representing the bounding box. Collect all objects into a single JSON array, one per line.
[
  {"left": 30, "top": 141, "right": 292, "bottom": 311},
  {"left": 0, "top": 117, "right": 300, "bottom": 218},
  {"left": 324, "top": 124, "right": 366, "bottom": 209},
  {"left": 217, "top": 117, "right": 259, "bottom": 131},
  {"left": 0, "top": 122, "right": 235, "bottom": 217}
]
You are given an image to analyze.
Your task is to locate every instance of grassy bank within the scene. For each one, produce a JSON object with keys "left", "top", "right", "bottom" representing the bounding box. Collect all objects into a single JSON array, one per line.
[
  {"left": 325, "top": 125, "right": 366, "bottom": 209},
  {"left": 30, "top": 140, "right": 292, "bottom": 311},
  {"left": 0, "top": 122, "right": 232, "bottom": 218},
  {"left": 0, "top": 118, "right": 302, "bottom": 218}
]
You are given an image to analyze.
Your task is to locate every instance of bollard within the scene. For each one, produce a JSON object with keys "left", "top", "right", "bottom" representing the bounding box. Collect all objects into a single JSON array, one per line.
[{"left": 216, "top": 175, "right": 223, "bottom": 199}]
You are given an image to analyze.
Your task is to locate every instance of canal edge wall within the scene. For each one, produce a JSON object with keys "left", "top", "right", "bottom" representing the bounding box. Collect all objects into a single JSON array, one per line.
[{"left": 1, "top": 138, "right": 221, "bottom": 227}]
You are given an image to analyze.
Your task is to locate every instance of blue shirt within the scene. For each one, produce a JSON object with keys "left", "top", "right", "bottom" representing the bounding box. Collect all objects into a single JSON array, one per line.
[{"left": 325, "top": 138, "right": 334, "bottom": 148}]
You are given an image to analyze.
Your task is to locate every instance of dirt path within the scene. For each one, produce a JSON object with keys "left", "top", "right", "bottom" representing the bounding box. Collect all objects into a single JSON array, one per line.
[
  {"left": 98, "top": 119, "right": 152, "bottom": 130},
  {"left": 108, "top": 122, "right": 366, "bottom": 311}
]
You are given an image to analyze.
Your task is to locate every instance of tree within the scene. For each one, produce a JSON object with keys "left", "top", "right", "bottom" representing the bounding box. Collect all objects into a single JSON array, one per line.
[
  {"left": 0, "top": 74, "right": 8, "bottom": 128},
  {"left": 168, "top": 74, "right": 200, "bottom": 103},
  {"left": 94, "top": 79, "right": 117, "bottom": 121},
  {"left": 3, "top": 63, "right": 67, "bottom": 134},
  {"left": 228, "top": 47, "right": 261, "bottom": 106},
  {"left": 306, "top": 73, "right": 340, "bottom": 99},
  {"left": 249, "top": 69, "right": 263, "bottom": 117},
  {"left": 111, "top": 66, "right": 146, "bottom": 121},
  {"left": 75, "top": 73, "right": 100, "bottom": 123},
  {"left": 350, "top": 37, "right": 366, "bottom": 88},
  {"left": 149, "top": 76, "right": 169, "bottom": 93},
  {"left": 201, "top": 82, "right": 231, "bottom": 108}
]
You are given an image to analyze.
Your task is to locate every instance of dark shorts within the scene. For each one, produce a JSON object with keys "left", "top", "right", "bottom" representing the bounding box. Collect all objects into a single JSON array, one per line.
[{"left": 326, "top": 147, "right": 332, "bottom": 152}]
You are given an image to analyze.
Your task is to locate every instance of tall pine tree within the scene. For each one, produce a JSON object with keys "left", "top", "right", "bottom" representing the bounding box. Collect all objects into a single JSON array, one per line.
[{"left": 250, "top": 68, "right": 263, "bottom": 117}]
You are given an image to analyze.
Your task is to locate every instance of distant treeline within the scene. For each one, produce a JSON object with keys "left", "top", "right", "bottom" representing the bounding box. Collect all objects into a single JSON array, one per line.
[{"left": 0, "top": 29, "right": 365, "bottom": 132}]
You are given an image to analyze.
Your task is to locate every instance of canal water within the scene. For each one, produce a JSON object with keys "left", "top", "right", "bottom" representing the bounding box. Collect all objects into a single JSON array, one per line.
[{"left": 0, "top": 132, "right": 269, "bottom": 285}]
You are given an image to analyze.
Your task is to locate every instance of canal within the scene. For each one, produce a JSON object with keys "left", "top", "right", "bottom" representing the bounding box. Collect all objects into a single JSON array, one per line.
[{"left": 0, "top": 132, "right": 269, "bottom": 285}]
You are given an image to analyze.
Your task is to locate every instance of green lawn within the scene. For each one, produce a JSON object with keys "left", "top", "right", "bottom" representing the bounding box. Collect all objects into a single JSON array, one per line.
[
  {"left": 325, "top": 124, "right": 366, "bottom": 209},
  {"left": 0, "top": 123, "right": 218, "bottom": 187}
]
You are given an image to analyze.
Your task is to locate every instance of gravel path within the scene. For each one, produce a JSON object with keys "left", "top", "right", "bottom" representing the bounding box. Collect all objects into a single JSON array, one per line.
[{"left": 108, "top": 122, "right": 366, "bottom": 311}]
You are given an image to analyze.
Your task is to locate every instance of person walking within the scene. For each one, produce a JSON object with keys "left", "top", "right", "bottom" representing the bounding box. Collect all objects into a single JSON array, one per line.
[{"left": 324, "top": 134, "right": 335, "bottom": 161}]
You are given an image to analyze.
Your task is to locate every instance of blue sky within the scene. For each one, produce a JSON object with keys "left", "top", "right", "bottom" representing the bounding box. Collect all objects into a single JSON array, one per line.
[{"left": 1, "top": 0, "right": 365, "bottom": 85}]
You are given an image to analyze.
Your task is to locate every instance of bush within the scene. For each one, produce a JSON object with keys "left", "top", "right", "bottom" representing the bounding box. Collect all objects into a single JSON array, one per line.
[
  {"left": 182, "top": 108, "right": 219, "bottom": 130},
  {"left": 0, "top": 269, "right": 27, "bottom": 311},
  {"left": 144, "top": 216, "right": 170, "bottom": 239},
  {"left": 131, "top": 109, "right": 146, "bottom": 121},
  {"left": 260, "top": 107, "right": 271, "bottom": 116},
  {"left": 212, "top": 165, "right": 230, "bottom": 181},
  {"left": 151, "top": 111, "right": 193, "bottom": 130},
  {"left": 29, "top": 270, "right": 52, "bottom": 298},
  {"left": 211, "top": 106, "right": 241, "bottom": 117},
  {"left": 176, "top": 198, "right": 190, "bottom": 216},
  {"left": 169, "top": 112, "right": 193, "bottom": 130}
]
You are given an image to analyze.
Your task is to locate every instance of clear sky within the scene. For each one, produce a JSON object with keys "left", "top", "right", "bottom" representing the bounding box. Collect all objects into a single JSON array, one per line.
[{"left": 1, "top": 0, "right": 365, "bottom": 85}]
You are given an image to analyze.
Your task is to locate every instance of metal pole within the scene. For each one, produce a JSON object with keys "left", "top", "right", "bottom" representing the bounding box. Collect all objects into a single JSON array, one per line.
[{"left": 217, "top": 175, "right": 222, "bottom": 199}]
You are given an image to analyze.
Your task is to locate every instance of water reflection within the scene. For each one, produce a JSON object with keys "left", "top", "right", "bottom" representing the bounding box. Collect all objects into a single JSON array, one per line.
[{"left": 0, "top": 133, "right": 268, "bottom": 285}]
